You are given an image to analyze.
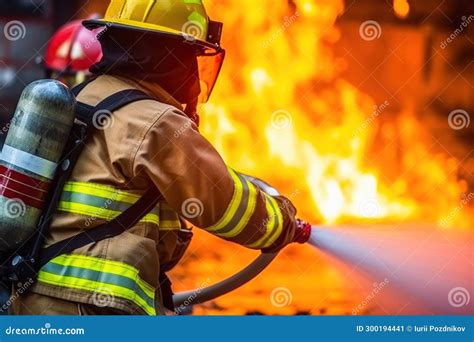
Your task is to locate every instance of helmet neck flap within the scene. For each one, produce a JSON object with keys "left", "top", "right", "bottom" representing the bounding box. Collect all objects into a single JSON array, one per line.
[{"left": 91, "top": 27, "right": 201, "bottom": 106}]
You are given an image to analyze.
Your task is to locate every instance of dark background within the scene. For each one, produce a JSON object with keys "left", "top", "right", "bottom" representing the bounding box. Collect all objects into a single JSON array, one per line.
[{"left": 0, "top": 0, "right": 109, "bottom": 144}]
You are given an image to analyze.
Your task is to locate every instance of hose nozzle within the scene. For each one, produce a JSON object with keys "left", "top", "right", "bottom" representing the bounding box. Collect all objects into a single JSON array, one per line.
[{"left": 294, "top": 219, "right": 312, "bottom": 244}]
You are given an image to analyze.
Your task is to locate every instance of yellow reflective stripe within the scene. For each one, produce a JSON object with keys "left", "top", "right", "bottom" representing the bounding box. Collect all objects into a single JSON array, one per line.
[
  {"left": 159, "top": 202, "right": 181, "bottom": 231},
  {"left": 63, "top": 182, "right": 140, "bottom": 204},
  {"left": 217, "top": 176, "right": 258, "bottom": 238},
  {"left": 184, "top": 0, "right": 203, "bottom": 5},
  {"left": 141, "top": 216, "right": 160, "bottom": 225},
  {"left": 57, "top": 201, "right": 160, "bottom": 225},
  {"left": 38, "top": 254, "right": 156, "bottom": 315},
  {"left": 50, "top": 254, "right": 154, "bottom": 297},
  {"left": 261, "top": 195, "right": 283, "bottom": 248},
  {"left": 248, "top": 194, "right": 284, "bottom": 249},
  {"left": 38, "top": 271, "right": 155, "bottom": 316},
  {"left": 206, "top": 169, "right": 244, "bottom": 232}
]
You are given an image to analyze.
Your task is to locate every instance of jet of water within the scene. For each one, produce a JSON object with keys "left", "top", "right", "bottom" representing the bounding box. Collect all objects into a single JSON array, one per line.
[{"left": 308, "top": 225, "right": 473, "bottom": 314}]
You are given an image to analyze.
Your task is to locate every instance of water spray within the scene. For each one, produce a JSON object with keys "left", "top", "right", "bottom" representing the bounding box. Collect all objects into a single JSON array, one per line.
[
  {"left": 174, "top": 224, "right": 473, "bottom": 314},
  {"left": 174, "top": 176, "right": 473, "bottom": 314}
]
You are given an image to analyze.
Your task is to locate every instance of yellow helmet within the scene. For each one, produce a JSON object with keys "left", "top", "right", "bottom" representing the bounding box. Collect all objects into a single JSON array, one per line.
[{"left": 84, "top": 0, "right": 225, "bottom": 102}]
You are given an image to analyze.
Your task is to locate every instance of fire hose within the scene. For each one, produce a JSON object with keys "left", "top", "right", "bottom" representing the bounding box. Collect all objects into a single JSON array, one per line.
[
  {"left": 173, "top": 175, "right": 312, "bottom": 309},
  {"left": 173, "top": 223, "right": 311, "bottom": 309},
  {"left": 173, "top": 252, "right": 279, "bottom": 307}
]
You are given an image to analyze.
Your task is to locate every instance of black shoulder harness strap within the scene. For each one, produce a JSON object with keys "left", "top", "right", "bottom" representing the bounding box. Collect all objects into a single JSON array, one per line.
[
  {"left": 7, "top": 79, "right": 163, "bottom": 283},
  {"left": 39, "top": 83, "right": 162, "bottom": 267}
]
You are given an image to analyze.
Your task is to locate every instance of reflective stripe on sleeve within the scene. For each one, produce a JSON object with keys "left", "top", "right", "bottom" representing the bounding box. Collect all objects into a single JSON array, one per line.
[
  {"left": 205, "top": 168, "right": 258, "bottom": 238},
  {"left": 248, "top": 193, "right": 284, "bottom": 249}
]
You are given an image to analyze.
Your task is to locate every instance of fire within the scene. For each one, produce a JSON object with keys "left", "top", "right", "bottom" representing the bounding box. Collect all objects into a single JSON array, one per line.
[
  {"left": 393, "top": 0, "right": 410, "bottom": 19},
  {"left": 201, "top": 0, "right": 470, "bottom": 228}
]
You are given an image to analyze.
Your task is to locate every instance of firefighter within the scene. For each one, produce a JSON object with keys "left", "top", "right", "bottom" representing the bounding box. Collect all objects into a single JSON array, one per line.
[
  {"left": 12, "top": 0, "right": 299, "bottom": 315},
  {"left": 42, "top": 16, "right": 102, "bottom": 87}
]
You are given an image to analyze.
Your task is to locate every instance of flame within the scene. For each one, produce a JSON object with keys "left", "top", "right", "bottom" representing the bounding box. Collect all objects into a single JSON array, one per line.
[
  {"left": 201, "top": 0, "right": 470, "bottom": 228},
  {"left": 393, "top": 0, "right": 410, "bottom": 19}
]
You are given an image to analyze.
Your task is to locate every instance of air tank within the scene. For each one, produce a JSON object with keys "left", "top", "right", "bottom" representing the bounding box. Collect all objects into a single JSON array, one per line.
[{"left": 0, "top": 80, "right": 76, "bottom": 255}]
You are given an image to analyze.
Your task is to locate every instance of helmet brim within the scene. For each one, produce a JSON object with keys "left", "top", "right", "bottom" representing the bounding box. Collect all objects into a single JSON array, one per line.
[
  {"left": 83, "top": 19, "right": 223, "bottom": 56},
  {"left": 83, "top": 18, "right": 225, "bottom": 103}
]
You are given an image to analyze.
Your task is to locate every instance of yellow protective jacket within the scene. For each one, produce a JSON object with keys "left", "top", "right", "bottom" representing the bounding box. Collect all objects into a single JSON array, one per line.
[{"left": 29, "top": 75, "right": 297, "bottom": 315}]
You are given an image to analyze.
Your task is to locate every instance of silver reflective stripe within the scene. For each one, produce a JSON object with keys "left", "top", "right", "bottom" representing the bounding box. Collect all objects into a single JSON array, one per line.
[{"left": 0, "top": 144, "right": 57, "bottom": 179}]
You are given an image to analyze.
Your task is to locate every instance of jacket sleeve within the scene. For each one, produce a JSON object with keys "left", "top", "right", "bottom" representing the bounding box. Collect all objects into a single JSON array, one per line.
[{"left": 133, "top": 107, "right": 297, "bottom": 250}]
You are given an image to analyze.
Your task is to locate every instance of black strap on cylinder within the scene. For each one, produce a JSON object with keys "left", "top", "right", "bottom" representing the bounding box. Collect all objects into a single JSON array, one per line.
[
  {"left": 76, "top": 90, "right": 153, "bottom": 126},
  {"left": 71, "top": 77, "right": 96, "bottom": 97},
  {"left": 22, "top": 82, "right": 158, "bottom": 274}
]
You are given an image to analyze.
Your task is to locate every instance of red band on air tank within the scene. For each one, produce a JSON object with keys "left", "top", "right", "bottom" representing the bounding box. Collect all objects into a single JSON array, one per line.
[
  {"left": 0, "top": 165, "right": 50, "bottom": 190},
  {"left": 0, "top": 165, "right": 50, "bottom": 209}
]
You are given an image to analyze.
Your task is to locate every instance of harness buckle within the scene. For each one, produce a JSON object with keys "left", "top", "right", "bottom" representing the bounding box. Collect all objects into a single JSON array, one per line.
[{"left": 9, "top": 255, "right": 38, "bottom": 285}]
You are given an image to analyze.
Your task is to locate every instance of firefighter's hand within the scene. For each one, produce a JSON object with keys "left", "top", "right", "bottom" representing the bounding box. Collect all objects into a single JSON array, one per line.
[
  {"left": 293, "top": 219, "right": 312, "bottom": 244},
  {"left": 261, "top": 195, "right": 300, "bottom": 253}
]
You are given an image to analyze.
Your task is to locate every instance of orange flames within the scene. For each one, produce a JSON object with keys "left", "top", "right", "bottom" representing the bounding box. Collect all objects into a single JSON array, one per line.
[
  {"left": 201, "top": 0, "right": 471, "bottom": 228},
  {"left": 393, "top": 0, "right": 410, "bottom": 19}
]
